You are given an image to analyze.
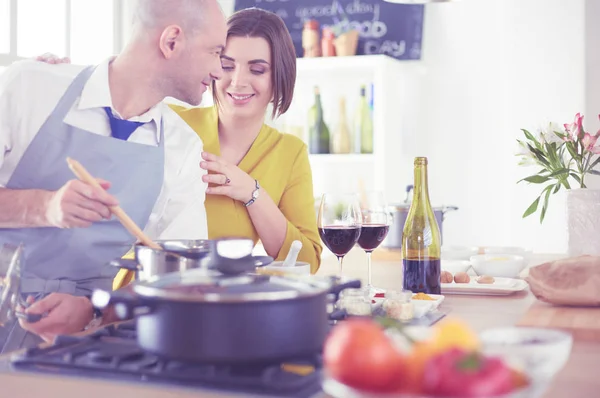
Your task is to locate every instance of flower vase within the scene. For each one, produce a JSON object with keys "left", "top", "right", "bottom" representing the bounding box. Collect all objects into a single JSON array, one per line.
[{"left": 566, "top": 188, "right": 600, "bottom": 256}]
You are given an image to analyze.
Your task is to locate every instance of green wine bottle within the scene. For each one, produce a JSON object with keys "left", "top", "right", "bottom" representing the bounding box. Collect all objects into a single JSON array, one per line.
[
  {"left": 353, "top": 85, "right": 373, "bottom": 154},
  {"left": 308, "top": 86, "right": 330, "bottom": 154},
  {"left": 401, "top": 157, "right": 442, "bottom": 294}
]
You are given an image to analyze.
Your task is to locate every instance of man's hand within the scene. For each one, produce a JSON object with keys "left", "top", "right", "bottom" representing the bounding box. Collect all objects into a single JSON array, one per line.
[
  {"left": 18, "top": 293, "right": 94, "bottom": 342},
  {"left": 46, "top": 179, "right": 119, "bottom": 228}
]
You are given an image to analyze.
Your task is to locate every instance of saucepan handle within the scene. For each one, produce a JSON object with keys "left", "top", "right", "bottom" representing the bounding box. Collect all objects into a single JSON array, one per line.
[
  {"left": 15, "top": 297, "right": 43, "bottom": 323},
  {"left": 15, "top": 311, "right": 42, "bottom": 323},
  {"left": 109, "top": 258, "right": 140, "bottom": 272},
  {"left": 91, "top": 288, "right": 154, "bottom": 320},
  {"left": 327, "top": 277, "right": 362, "bottom": 301},
  {"left": 252, "top": 255, "right": 273, "bottom": 268}
]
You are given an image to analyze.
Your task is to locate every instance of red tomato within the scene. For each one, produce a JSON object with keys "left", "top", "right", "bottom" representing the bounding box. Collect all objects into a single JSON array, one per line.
[
  {"left": 323, "top": 318, "right": 406, "bottom": 393},
  {"left": 423, "top": 348, "right": 515, "bottom": 397}
]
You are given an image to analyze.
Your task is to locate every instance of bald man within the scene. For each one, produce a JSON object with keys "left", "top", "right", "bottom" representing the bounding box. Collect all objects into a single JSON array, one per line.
[{"left": 0, "top": 0, "right": 227, "bottom": 352}]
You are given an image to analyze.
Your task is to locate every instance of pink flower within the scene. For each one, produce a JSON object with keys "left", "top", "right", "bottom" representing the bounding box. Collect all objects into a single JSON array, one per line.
[
  {"left": 582, "top": 132, "right": 598, "bottom": 152},
  {"left": 565, "top": 113, "right": 584, "bottom": 141}
]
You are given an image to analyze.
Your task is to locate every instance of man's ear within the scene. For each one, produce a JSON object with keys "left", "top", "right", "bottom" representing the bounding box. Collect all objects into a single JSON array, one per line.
[{"left": 158, "top": 25, "right": 184, "bottom": 59}]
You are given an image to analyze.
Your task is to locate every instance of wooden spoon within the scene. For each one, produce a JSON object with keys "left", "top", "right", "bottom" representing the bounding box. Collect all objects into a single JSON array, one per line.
[{"left": 66, "top": 157, "right": 162, "bottom": 250}]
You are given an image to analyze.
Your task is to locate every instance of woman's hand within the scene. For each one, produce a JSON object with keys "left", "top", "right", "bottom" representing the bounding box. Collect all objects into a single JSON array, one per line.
[
  {"left": 200, "top": 152, "right": 257, "bottom": 203},
  {"left": 35, "top": 53, "right": 71, "bottom": 64}
]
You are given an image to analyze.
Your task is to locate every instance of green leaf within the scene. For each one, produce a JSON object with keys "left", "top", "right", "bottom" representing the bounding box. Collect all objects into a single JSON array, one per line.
[
  {"left": 522, "top": 129, "right": 537, "bottom": 143},
  {"left": 589, "top": 169, "right": 600, "bottom": 176},
  {"left": 547, "top": 168, "right": 570, "bottom": 178},
  {"left": 553, "top": 183, "right": 561, "bottom": 194},
  {"left": 522, "top": 196, "right": 540, "bottom": 218},
  {"left": 528, "top": 145, "right": 549, "bottom": 166},
  {"left": 570, "top": 173, "right": 581, "bottom": 184},
  {"left": 539, "top": 185, "right": 553, "bottom": 223},
  {"left": 519, "top": 175, "right": 550, "bottom": 184},
  {"left": 587, "top": 156, "right": 600, "bottom": 171},
  {"left": 566, "top": 142, "right": 579, "bottom": 160}
]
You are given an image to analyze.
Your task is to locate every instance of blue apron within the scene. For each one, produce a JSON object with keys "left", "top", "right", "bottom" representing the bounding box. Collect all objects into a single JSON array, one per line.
[{"left": 0, "top": 65, "right": 165, "bottom": 354}]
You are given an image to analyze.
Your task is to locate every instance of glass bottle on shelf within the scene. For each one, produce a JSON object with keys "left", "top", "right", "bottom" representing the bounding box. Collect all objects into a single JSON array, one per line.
[
  {"left": 307, "top": 86, "right": 330, "bottom": 154},
  {"left": 353, "top": 85, "right": 373, "bottom": 154},
  {"left": 332, "top": 97, "right": 351, "bottom": 154}
]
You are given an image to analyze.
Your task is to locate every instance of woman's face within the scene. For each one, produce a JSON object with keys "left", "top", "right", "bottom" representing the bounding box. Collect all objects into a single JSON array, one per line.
[{"left": 215, "top": 36, "right": 273, "bottom": 120}]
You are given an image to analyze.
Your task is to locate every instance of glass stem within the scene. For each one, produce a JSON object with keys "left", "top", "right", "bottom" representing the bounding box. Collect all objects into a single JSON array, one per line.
[
  {"left": 366, "top": 251, "right": 373, "bottom": 287},
  {"left": 337, "top": 256, "right": 344, "bottom": 277}
]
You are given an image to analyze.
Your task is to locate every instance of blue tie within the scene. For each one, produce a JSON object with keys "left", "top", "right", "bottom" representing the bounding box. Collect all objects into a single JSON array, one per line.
[{"left": 103, "top": 107, "right": 145, "bottom": 141}]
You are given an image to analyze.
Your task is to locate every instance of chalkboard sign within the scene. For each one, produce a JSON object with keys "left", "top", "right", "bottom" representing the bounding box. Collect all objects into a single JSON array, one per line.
[{"left": 233, "top": 0, "right": 424, "bottom": 60}]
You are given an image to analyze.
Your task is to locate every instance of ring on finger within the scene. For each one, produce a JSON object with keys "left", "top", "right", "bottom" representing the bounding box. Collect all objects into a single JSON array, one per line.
[{"left": 224, "top": 176, "right": 231, "bottom": 185}]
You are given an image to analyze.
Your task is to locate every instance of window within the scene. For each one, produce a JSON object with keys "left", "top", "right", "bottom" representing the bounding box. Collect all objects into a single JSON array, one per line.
[
  {"left": 0, "top": 0, "right": 9, "bottom": 54},
  {"left": 17, "top": 0, "right": 67, "bottom": 58},
  {"left": 1, "top": 0, "right": 121, "bottom": 67}
]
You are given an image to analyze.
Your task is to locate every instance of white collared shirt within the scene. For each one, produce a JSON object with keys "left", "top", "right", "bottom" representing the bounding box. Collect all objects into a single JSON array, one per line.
[{"left": 0, "top": 58, "right": 208, "bottom": 240}]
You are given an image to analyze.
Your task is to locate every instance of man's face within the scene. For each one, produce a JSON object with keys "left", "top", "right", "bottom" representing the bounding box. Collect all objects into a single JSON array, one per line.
[{"left": 167, "top": 3, "right": 227, "bottom": 106}]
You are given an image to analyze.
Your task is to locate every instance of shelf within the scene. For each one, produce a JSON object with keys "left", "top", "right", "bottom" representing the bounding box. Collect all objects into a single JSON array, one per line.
[
  {"left": 296, "top": 54, "right": 423, "bottom": 74},
  {"left": 309, "top": 154, "right": 375, "bottom": 163}
]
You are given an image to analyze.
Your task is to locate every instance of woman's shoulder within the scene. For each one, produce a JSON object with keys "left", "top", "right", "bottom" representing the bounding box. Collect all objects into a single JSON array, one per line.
[
  {"left": 264, "top": 125, "right": 308, "bottom": 156},
  {"left": 168, "top": 104, "right": 217, "bottom": 128}
]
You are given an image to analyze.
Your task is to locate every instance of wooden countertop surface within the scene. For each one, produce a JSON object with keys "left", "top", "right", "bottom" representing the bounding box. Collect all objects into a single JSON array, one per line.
[{"left": 2, "top": 248, "right": 598, "bottom": 398}]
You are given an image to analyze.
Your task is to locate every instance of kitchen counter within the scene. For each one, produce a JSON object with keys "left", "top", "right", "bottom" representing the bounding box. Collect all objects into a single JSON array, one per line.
[{"left": 2, "top": 248, "right": 598, "bottom": 398}]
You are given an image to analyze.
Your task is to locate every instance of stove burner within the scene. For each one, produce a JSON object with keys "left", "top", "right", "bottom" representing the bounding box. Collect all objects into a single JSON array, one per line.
[{"left": 10, "top": 322, "right": 323, "bottom": 398}]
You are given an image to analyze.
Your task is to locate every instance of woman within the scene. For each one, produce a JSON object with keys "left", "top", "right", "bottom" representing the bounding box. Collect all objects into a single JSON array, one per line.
[{"left": 174, "top": 9, "right": 322, "bottom": 273}]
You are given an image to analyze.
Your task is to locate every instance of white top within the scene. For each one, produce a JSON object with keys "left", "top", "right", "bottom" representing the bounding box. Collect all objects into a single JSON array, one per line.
[{"left": 0, "top": 58, "right": 208, "bottom": 240}]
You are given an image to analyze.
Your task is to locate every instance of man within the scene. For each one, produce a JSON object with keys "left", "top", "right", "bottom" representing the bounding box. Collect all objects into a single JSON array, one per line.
[{"left": 0, "top": 0, "right": 227, "bottom": 352}]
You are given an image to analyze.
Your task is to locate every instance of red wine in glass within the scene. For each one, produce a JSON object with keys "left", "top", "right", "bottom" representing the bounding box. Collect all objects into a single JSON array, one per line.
[
  {"left": 319, "top": 226, "right": 362, "bottom": 256},
  {"left": 318, "top": 193, "right": 362, "bottom": 277},
  {"left": 357, "top": 224, "right": 390, "bottom": 251}
]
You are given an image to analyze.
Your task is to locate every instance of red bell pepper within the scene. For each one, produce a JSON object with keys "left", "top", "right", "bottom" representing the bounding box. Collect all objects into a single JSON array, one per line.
[{"left": 423, "top": 348, "right": 515, "bottom": 397}]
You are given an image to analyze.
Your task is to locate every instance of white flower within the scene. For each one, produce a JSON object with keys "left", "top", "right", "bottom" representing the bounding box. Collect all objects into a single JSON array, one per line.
[
  {"left": 537, "top": 121, "right": 565, "bottom": 145},
  {"left": 516, "top": 140, "right": 536, "bottom": 166}
]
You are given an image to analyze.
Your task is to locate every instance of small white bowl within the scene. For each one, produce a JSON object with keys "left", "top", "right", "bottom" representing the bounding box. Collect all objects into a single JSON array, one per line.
[
  {"left": 484, "top": 246, "right": 532, "bottom": 261},
  {"left": 480, "top": 327, "right": 573, "bottom": 381},
  {"left": 261, "top": 261, "right": 311, "bottom": 275},
  {"left": 441, "top": 259, "right": 471, "bottom": 274},
  {"left": 441, "top": 245, "right": 479, "bottom": 261},
  {"left": 470, "top": 254, "right": 526, "bottom": 278}
]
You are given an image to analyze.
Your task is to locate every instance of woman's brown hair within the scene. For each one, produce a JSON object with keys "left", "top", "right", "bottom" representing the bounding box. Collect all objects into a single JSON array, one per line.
[{"left": 212, "top": 8, "right": 297, "bottom": 119}]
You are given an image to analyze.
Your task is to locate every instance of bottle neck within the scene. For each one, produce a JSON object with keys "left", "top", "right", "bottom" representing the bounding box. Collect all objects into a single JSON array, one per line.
[{"left": 413, "top": 164, "right": 431, "bottom": 206}]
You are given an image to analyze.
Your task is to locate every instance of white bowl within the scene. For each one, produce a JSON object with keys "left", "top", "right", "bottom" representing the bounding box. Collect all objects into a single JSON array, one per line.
[
  {"left": 441, "top": 259, "right": 471, "bottom": 274},
  {"left": 484, "top": 246, "right": 532, "bottom": 261},
  {"left": 441, "top": 245, "right": 479, "bottom": 260},
  {"left": 470, "top": 254, "right": 526, "bottom": 278},
  {"left": 480, "top": 327, "right": 573, "bottom": 381},
  {"left": 261, "top": 261, "right": 311, "bottom": 275}
]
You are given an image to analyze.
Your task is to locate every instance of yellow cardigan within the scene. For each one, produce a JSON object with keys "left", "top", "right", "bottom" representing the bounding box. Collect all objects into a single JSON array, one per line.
[{"left": 113, "top": 106, "right": 322, "bottom": 289}]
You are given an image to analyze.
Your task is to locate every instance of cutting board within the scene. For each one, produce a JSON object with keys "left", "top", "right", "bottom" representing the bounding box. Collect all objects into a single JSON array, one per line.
[{"left": 517, "top": 300, "right": 600, "bottom": 342}]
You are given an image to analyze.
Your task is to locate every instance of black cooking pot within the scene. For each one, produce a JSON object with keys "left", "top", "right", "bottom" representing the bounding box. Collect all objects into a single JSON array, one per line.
[{"left": 92, "top": 271, "right": 359, "bottom": 364}]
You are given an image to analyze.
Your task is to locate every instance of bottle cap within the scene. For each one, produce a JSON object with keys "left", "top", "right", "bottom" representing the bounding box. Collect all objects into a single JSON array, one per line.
[{"left": 415, "top": 157, "right": 428, "bottom": 165}]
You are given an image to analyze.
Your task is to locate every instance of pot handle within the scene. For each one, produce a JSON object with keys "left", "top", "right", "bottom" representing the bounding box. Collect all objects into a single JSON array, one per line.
[
  {"left": 441, "top": 205, "right": 459, "bottom": 220},
  {"left": 252, "top": 255, "right": 274, "bottom": 268},
  {"left": 91, "top": 288, "right": 154, "bottom": 320},
  {"left": 109, "top": 258, "right": 140, "bottom": 272},
  {"left": 327, "top": 277, "right": 362, "bottom": 301}
]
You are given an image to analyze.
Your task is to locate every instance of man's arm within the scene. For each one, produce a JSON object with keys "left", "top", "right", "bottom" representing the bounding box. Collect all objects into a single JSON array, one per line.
[
  {"left": 0, "top": 61, "right": 119, "bottom": 229},
  {"left": 0, "top": 188, "right": 54, "bottom": 228}
]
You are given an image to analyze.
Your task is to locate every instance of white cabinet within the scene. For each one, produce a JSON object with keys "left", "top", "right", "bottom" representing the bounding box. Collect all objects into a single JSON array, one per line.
[{"left": 267, "top": 55, "right": 423, "bottom": 203}]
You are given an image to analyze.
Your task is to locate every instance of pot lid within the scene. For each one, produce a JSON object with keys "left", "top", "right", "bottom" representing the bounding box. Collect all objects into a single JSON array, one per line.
[{"left": 131, "top": 270, "right": 332, "bottom": 303}]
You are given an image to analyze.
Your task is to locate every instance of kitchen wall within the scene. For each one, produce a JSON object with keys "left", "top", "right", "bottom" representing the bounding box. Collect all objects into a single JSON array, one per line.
[
  {"left": 122, "top": 0, "right": 594, "bottom": 254},
  {"left": 407, "top": 0, "right": 588, "bottom": 254}
]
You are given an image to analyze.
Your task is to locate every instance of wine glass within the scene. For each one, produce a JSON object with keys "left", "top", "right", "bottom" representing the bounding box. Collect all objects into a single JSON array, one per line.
[
  {"left": 318, "top": 193, "right": 362, "bottom": 278},
  {"left": 357, "top": 191, "right": 392, "bottom": 296}
]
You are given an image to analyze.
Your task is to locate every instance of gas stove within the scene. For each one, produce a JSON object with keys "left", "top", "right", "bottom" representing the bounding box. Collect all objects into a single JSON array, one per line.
[{"left": 8, "top": 321, "right": 324, "bottom": 398}]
